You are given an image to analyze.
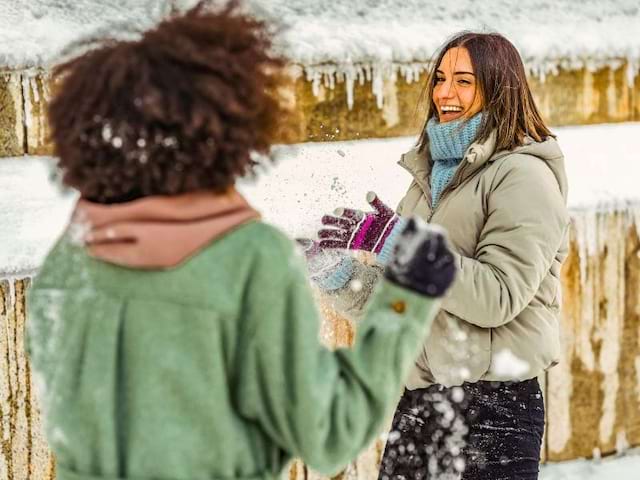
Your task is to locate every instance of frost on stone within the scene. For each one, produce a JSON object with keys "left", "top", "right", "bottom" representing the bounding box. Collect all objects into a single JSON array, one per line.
[
  {"left": 616, "top": 431, "right": 630, "bottom": 454},
  {"left": 489, "top": 349, "right": 530, "bottom": 378}
]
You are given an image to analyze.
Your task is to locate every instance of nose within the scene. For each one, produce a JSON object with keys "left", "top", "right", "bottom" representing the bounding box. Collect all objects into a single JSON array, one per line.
[{"left": 435, "top": 80, "right": 455, "bottom": 101}]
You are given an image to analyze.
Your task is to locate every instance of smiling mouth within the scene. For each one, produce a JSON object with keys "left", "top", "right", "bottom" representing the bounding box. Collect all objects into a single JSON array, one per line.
[{"left": 441, "top": 106, "right": 463, "bottom": 113}]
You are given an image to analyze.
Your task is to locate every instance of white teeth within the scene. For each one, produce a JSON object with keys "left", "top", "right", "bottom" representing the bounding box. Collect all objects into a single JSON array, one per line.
[{"left": 441, "top": 106, "right": 463, "bottom": 112}]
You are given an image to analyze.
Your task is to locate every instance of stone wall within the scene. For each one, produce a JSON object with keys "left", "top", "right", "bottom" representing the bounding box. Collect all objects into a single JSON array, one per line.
[
  {"left": 547, "top": 216, "right": 640, "bottom": 461},
  {"left": 2, "top": 211, "right": 639, "bottom": 479},
  {"left": 0, "top": 72, "right": 52, "bottom": 157},
  {"left": 0, "top": 63, "right": 639, "bottom": 156},
  {"left": 0, "top": 279, "right": 55, "bottom": 480}
]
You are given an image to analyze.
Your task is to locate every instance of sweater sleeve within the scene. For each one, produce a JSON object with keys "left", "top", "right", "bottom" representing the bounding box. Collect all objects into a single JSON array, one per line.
[
  {"left": 234, "top": 237, "right": 439, "bottom": 475},
  {"left": 319, "top": 258, "right": 384, "bottom": 320},
  {"left": 441, "top": 156, "right": 569, "bottom": 329}
]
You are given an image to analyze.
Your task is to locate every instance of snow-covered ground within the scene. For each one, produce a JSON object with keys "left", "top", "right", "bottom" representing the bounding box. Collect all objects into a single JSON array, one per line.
[
  {"left": 1, "top": 122, "right": 638, "bottom": 278},
  {"left": 540, "top": 449, "right": 640, "bottom": 480}
]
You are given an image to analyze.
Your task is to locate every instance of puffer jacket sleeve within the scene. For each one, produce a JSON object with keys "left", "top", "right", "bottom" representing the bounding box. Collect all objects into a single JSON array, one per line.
[
  {"left": 442, "top": 155, "right": 569, "bottom": 329},
  {"left": 235, "top": 234, "right": 439, "bottom": 476}
]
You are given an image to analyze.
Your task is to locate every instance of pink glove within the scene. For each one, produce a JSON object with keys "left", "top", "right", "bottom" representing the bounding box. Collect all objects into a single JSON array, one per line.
[{"left": 318, "top": 192, "right": 401, "bottom": 255}]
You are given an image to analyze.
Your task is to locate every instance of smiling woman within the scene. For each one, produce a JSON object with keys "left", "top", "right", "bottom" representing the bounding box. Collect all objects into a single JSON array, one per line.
[{"left": 303, "top": 31, "right": 570, "bottom": 480}]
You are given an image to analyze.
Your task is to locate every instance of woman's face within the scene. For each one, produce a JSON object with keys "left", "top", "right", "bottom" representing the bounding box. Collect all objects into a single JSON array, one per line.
[{"left": 432, "top": 46, "right": 483, "bottom": 123}]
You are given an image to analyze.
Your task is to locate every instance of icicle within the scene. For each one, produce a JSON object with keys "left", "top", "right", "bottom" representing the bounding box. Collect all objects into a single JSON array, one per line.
[
  {"left": 304, "top": 61, "right": 431, "bottom": 110},
  {"left": 0, "top": 276, "right": 31, "bottom": 313},
  {"left": 631, "top": 204, "right": 640, "bottom": 237},
  {"left": 297, "top": 55, "right": 634, "bottom": 110},
  {"left": 539, "top": 68, "right": 546, "bottom": 84},
  {"left": 8, "top": 278, "right": 16, "bottom": 311},
  {"left": 21, "top": 75, "right": 33, "bottom": 129},
  {"left": 42, "top": 78, "right": 51, "bottom": 103},
  {"left": 372, "top": 66, "right": 384, "bottom": 109},
  {"left": 30, "top": 77, "right": 40, "bottom": 103},
  {"left": 345, "top": 69, "right": 355, "bottom": 110},
  {"left": 364, "top": 64, "right": 372, "bottom": 83},
  {"left": 626, "top": 60, "right": 639, "bottom": 87},
  {"left": 572, "top": 209, "right": 599, "bottom": 282}
]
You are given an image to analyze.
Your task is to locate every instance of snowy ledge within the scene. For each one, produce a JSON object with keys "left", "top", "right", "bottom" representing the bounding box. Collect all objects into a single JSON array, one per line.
[
  {"left": 2, "top": 1, "right": 640, "bottom": 76},
  {"left": 1, "top": 122, "right": 639, "bottom": 277},
  {"left": 2, "top": 2, "right": 639, "bottom": 110}
]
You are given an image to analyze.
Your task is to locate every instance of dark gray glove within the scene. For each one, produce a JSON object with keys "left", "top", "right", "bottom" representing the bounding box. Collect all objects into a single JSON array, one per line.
[{"left": 384, "top": 216, "right": 456, "bottom": 297}]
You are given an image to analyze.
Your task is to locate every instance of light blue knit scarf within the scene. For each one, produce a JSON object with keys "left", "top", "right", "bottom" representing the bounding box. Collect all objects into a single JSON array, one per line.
[{"left": 427, "top": 113, "right": 483, "bottom": 207}]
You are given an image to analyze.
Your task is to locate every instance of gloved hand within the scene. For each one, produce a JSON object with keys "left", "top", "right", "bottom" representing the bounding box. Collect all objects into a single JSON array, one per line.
[
  {"left": 384, "top": 216, "right": 456, "bottom": 297},
  {"left": 296, "top": 238, "right": 355, "bottom": 291},
  {"left": 318, "top": 192, "right": 402, "bottom": 257}
]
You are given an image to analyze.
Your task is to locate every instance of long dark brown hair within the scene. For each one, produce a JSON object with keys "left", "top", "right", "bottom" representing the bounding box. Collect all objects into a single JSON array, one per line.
[
  {"left": 49, "top": 1, "right": 287, "bottom": 204},
  {"left": 417, "top": 31, "right": 554, "bottom": 153}
]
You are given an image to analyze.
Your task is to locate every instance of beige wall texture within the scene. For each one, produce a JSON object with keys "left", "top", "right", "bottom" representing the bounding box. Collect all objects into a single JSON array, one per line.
[
  {"left": 0, "top": 279, "right": 55, "bottom": 480},
  {"left": 2, "top": 211, "right": 639, "bottom": 478},
  {"left": 0, "top": 63, "right": 639, "bottom": 157}
]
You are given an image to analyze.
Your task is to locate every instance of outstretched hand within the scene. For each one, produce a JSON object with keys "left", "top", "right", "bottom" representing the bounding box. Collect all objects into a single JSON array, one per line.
[
  {"left": 318, "top": 191, "right": 399, "bottom": 254},
  {"left": 295, "top": 237, "right": 355, "bottom": 291}
]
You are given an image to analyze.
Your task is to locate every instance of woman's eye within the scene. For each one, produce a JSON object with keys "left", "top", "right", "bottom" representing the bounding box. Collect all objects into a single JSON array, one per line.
[
  {"left": 435, "top": 77, "right": 445, "bottom": 83},
  {"left": 458, "top": 79, "right": 471, "bottom": 85}
]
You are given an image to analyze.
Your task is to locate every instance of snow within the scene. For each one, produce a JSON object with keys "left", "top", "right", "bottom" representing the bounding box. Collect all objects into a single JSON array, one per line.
[
  {"left": 0, "top": 1, "right": 171, "bottom": 70},
  {"left": 2, "top": 1, "right": 639, "bottom": 107},
  {"left": 0, "top": 156, "right": 76, "bottom": 277},
  {"left": 252, "top": 0, "right": 640, "bottom": 107},
  {"left": 3, "top": 1, "right": 639, "bottom": 72},
  {"left": 539, "top": 449, "right": 640, "bottom": 480},
  {"left": 489, "top": 349, "right": 531, "bottom": 378},
  {"left": 1, "top": 122, "right": 639, "bottom": 277},
  {"left": 249, "top": 0, "right": 640, "bottom": 71}
]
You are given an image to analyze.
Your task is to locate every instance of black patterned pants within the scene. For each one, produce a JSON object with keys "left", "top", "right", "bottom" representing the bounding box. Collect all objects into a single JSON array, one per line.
[{"left": 378, "top": 378, "right": 545, "bottom": 480}]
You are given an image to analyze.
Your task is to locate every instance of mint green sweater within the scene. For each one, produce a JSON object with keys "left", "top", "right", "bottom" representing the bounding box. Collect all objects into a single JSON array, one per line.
[{"left": 27, "top": 221, "right": 439, "bottom": 480}]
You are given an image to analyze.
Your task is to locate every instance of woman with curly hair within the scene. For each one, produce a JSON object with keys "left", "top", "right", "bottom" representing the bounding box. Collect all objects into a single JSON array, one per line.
[
  {"left": 26, "top": 3, "right": 457, "bottom": 480},
  {"left": 308, "top": 32, "right": 570, "bottom": 480}
]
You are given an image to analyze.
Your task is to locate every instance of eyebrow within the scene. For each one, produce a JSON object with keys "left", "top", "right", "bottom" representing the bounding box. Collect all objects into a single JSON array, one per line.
[{"left": 436, "top": 69, "right": 476, "bottom": 76}]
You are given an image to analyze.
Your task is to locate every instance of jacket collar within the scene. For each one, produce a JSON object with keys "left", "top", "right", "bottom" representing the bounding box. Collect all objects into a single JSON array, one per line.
[{"left": 398, "top": 130, "right": 498, "bottom": 189}]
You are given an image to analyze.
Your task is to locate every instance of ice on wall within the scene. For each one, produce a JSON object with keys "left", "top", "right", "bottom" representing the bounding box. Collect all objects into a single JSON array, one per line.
[
  {"left": 1, "top": 1, "right": 639, "bottom": 106},
  {"left": 259, "top": 0, "right": 640, "bottom": 108}
]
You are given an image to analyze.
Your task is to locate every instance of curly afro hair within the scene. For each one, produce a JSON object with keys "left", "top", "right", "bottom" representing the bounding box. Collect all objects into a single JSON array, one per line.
[{"left": 49, "top": 1, "right": 287, "bottom": 204}]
